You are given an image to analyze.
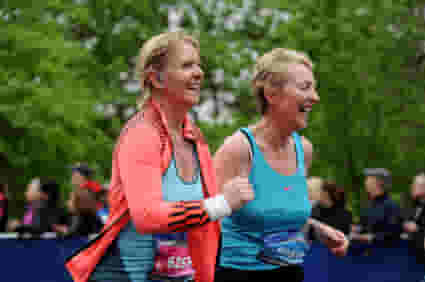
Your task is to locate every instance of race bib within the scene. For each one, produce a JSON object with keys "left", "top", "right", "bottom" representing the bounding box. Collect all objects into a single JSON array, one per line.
[
  {"left": 150, "top": 233, "right": 194, "bottom": 281},
  {"left": 257, "top": 230, "right": 310, "bottom": 266}
]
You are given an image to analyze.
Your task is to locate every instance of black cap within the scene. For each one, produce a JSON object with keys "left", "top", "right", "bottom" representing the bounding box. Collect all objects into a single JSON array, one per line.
[
  {"left": 71, "top": 163, "right": 93, "bottom": 178},
  {"left": 364, "top": 168, "right": 392, "bottom": 188}
]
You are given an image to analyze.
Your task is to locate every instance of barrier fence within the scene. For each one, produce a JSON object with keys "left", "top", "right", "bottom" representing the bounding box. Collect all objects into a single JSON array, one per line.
[{"left": 0, "top": 234, "right": 423, "bottom": 282}]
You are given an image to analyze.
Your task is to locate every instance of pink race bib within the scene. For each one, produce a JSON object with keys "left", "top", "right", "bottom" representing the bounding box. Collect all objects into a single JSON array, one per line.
[{"left": 151, "top": 238, "right": 195, "bottom": 279}]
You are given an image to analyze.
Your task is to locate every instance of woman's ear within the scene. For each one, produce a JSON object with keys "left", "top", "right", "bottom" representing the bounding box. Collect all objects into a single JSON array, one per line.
[{"left": 262, "top": 84, "right": 276, "bottom": 105}]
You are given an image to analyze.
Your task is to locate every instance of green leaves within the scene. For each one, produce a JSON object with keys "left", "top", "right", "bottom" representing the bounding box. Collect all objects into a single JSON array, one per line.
[{"left": 1, "top": 0, "right": 424, "bottom": 217}]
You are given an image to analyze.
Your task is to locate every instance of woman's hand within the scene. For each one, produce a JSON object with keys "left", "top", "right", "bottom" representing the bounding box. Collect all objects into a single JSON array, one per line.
[
  {"left": 309, "top": 219, "right": 349, "bottom": 257},
  {"left": 222, "top": 176, "right": 254, "bottom": 212},
  {"left": 52, "top": 224, "right": 68, "bottom": 235},
  {"left": 403, "top": 221, "right": 418, "bottom": 233}
]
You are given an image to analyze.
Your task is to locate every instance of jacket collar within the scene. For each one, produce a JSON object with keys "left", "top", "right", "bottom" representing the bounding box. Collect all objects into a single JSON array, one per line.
[{"left": 144, "top": 97, "right": 204, "bottom": 143}]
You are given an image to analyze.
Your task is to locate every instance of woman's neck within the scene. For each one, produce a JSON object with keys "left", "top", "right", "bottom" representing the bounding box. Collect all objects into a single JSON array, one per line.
[
  {"left": 152, "top": 95, "right": 190, "bottom": 136},
  {"left": 254, "top": 115, "right": 293, "bottom": 151}
]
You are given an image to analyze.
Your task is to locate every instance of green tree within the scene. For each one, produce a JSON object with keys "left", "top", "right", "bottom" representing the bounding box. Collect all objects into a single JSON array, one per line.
[{"left": 1, "top": 0, "right": 424, "bottom": 219}]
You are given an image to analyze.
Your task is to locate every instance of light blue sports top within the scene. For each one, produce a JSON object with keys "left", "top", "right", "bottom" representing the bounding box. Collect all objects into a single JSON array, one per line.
[
  {"left": 91, "top": 147, "right": 204, "bottom": 282},
  {"left": 219, "top": 128, "right": 312, "bottom": 270}
]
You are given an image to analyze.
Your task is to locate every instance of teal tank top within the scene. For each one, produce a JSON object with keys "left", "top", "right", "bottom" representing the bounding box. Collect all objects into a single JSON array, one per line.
[
  {"left": 91, "top": 147, "right": 204, "bottom": 282},
  {"left": 219, "top": 128, "right": 312, "bottom": 270}
]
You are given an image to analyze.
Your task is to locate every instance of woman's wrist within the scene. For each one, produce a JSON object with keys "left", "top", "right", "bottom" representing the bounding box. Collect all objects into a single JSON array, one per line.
[{"left": 203, "top": 194, "right": 232, "bottom": 221}]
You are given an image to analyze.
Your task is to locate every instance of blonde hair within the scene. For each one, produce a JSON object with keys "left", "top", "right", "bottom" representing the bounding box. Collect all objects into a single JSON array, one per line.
[
  {"left": 135, "top": 31, "right": 200, "bottom": 109},
  {"left": 252, "top": 48, "right": 313, "bottom": 114},
  {"left": 307, "top": 176, "right": 323, "bottom": 202},
  {"left": 414, "top": 173, "right": 425, "bottom": 185}
]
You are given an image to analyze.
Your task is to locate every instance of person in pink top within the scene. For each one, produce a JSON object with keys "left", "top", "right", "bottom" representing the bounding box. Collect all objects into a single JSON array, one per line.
[
  {"left": 0, "top": 182, "right": 8, "bottom": 232},
  {"left": 11, "top": 178, "right": 65, "bottom": 234}
]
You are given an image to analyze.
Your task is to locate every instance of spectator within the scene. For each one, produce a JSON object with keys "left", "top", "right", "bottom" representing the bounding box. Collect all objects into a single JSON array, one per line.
[
  {"left": 71, "top": 163, "right": 108, "bottom": 222},
  {"left": 402, "top": 172, "right": 425, "bottom": 264},
  {"left": 311, "top": 181, "right": 353, "bottom": 236},
  {"left": 11, "top": 178, "right": 66, "bottom": 234},
  {"left": 0, "top": 182, "right": 8, "bottom": 232},
  {"left": 53, "top": 188, "right": 103, "bottom": 237},
  {"left": 350, "top": 168, "right": 402, "bottom": 246},
  {"left": 71, "top": 163, "right": 103, "bottom": 193}
]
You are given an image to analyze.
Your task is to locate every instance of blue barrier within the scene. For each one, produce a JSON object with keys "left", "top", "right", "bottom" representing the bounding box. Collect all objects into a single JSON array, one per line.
[
  {"left": 0, "top": 234, "right": 87, "bottom": 282},
  {"left": 0, "top": 234, "right": 423, "bottom": 282},
  {"left": 304, "top": 240, "right": 424, "bottom": 282}
]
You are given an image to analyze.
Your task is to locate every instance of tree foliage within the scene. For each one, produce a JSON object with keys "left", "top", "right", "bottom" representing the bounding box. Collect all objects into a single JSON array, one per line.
[{"left": 1, "top": 0, "right": 424, "bottom": 216}]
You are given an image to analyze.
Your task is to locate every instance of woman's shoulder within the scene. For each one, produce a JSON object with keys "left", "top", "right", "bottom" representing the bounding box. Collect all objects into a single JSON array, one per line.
[
  {"left": 213, "top": 128, "right": 254, "bottom": 178},
  {"left": 117, "top": 112, "right": 163, "bottom": 147},
  {"left": 215, "top": 129, "right": 251, "bottom": 160}
]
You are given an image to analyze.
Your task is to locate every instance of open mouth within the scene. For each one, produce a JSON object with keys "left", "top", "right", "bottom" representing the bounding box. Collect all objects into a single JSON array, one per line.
[
  {"left": 298, "top": 105, "right": 312, "bottom": 113},
  {"left": 187, "top": 82, "right": 201, "bottom": 91}
]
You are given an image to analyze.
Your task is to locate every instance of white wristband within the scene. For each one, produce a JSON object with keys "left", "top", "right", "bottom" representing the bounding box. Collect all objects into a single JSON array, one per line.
[{"left": 203, "top": 194, "right": 232, "bottom": 221}]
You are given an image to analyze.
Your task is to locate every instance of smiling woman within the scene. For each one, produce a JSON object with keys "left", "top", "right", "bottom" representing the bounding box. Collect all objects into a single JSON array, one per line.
[
  {"left": 214, "top": 48, "right": 349, "bottom": 282},
  {"left": 66, "top": 31, "right": 252, "bottom": 282}
]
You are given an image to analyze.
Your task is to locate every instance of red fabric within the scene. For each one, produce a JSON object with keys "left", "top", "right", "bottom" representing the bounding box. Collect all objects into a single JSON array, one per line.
[
  {"left": 80, "top": 181, "right": 102, "bottom": 193},
  {"left": 66, "top": 98, "right": 221, "bottom": 282}
]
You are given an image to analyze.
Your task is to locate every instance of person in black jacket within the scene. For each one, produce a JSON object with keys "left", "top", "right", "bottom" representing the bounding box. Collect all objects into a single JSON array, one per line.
[
  {"left": 11, "top": 178, "right": 67, "bottom": 235},
  {"left": 351, "top": 168, "right": 403, "bottom": 246},
  {"left": 402, "top": 173, "right": 425, "bottom": 264},
  {"left": 53, "top": 187, "right": 103, "bottom": 236},
  {"left": 311, "top": 181, "right": 353, "bottom": 236}
]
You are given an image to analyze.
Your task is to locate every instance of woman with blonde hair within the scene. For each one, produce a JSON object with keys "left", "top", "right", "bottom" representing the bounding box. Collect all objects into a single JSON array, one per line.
[
  {"left": 307, "top": 176, "right": 323, "bottom": 205},
  {"left": 214, "top": 48, "right": 349, "bottom": 282},
  {"left": 66, "top": 31, "right": 252, "bottom": 282}
]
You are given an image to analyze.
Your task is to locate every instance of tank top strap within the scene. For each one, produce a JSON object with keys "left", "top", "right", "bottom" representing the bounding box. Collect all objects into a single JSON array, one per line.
[
  {"left": 291, "top": 131, "right": 305, "bottom": 176},
  {"left": 239, "top": 128, "right": 258, "bottom": 158}
]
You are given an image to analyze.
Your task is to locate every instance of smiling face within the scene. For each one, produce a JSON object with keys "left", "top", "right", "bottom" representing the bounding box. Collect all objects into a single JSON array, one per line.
[
  {"left": 263, "top": 62, "right": 319, "bottom": 130},
  {"left": 411, "top": 175, "right": 425, "bottom": 199},
  {"left": 364, "top": 176, "right": 384, "bottom": 198},
  {"left": 160, "top": 40, "right": 204, "bottom": 107}
]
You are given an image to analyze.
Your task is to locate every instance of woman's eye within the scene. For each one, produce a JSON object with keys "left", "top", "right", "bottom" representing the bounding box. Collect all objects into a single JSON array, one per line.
[
  {"left": 183, "top": 62, "right": 194, "bottom": 68},
  {"left": 300, "top": 83, "right": 312, "bottom": 90}
]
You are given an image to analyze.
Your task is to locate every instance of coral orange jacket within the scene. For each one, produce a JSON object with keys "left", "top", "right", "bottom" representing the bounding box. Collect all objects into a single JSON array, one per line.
[{"left": 66, "top": 98, "right": 221, "bottom": 282}]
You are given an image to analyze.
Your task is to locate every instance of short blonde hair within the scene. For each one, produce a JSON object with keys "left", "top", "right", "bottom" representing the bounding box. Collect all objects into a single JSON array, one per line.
[
  {"left": 414, "top": 173, "right": 425, "bottom": 185},
  {"left": 136, "top": 31, "right": 200, "bottom": 109},
  {"left": 252, "top": 48, "right": 313, "bottom": 114},
  {"left": 307, "top": 176, "right": 323, "bottom": 202}
]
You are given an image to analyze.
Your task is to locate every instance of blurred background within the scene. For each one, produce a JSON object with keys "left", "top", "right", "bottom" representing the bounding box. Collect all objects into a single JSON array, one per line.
[{"left": 1, "top": 0, "right": 425, "bottom": 220}]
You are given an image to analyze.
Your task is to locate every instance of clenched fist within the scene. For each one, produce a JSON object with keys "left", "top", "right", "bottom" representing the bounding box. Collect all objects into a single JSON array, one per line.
[
  {"left": 309, "top": 218, "right": 349, "bottom": 256},
  {"left": 222, "top": 176, "right": 255, "bottom": 211}
]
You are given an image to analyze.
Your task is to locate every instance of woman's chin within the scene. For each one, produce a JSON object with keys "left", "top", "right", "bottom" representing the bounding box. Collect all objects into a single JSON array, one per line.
[
  {"left": 295, "top": 119, "right": 308, "bottom": 131},
  {"left": 182, "top": 93, "right": 200, "bottom": 106}
]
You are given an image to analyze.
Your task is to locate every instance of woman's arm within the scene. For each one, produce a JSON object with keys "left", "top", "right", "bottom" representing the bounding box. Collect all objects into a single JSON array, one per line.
[
  {"left": 118, "top": 123, "right": 209, "bottom": 234},
  {"left": 213, "top": 132, "right": 254, "bottom": 212},
  {"left": 307, "top": 218, "right": 349, "bottom": 256}
]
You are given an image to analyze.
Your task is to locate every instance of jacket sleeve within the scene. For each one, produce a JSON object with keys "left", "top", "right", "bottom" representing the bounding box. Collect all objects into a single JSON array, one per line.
[
  {"left": 372, "top": 202, "right": 403, "bottom": 243},
  {"left": 118, "top": 123, "right": 210, "bottom": 234}
]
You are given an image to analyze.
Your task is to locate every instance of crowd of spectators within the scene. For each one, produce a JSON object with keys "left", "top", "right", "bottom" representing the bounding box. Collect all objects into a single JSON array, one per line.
[
  {"left": 1, "top": 163, "right": 108, "bottom": 238},
  {"left": 0, "top": 165, "right": 423, "bottom": 268},
  {"left": 307, "top": 168, "right": 425, "bottom": 266}
]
